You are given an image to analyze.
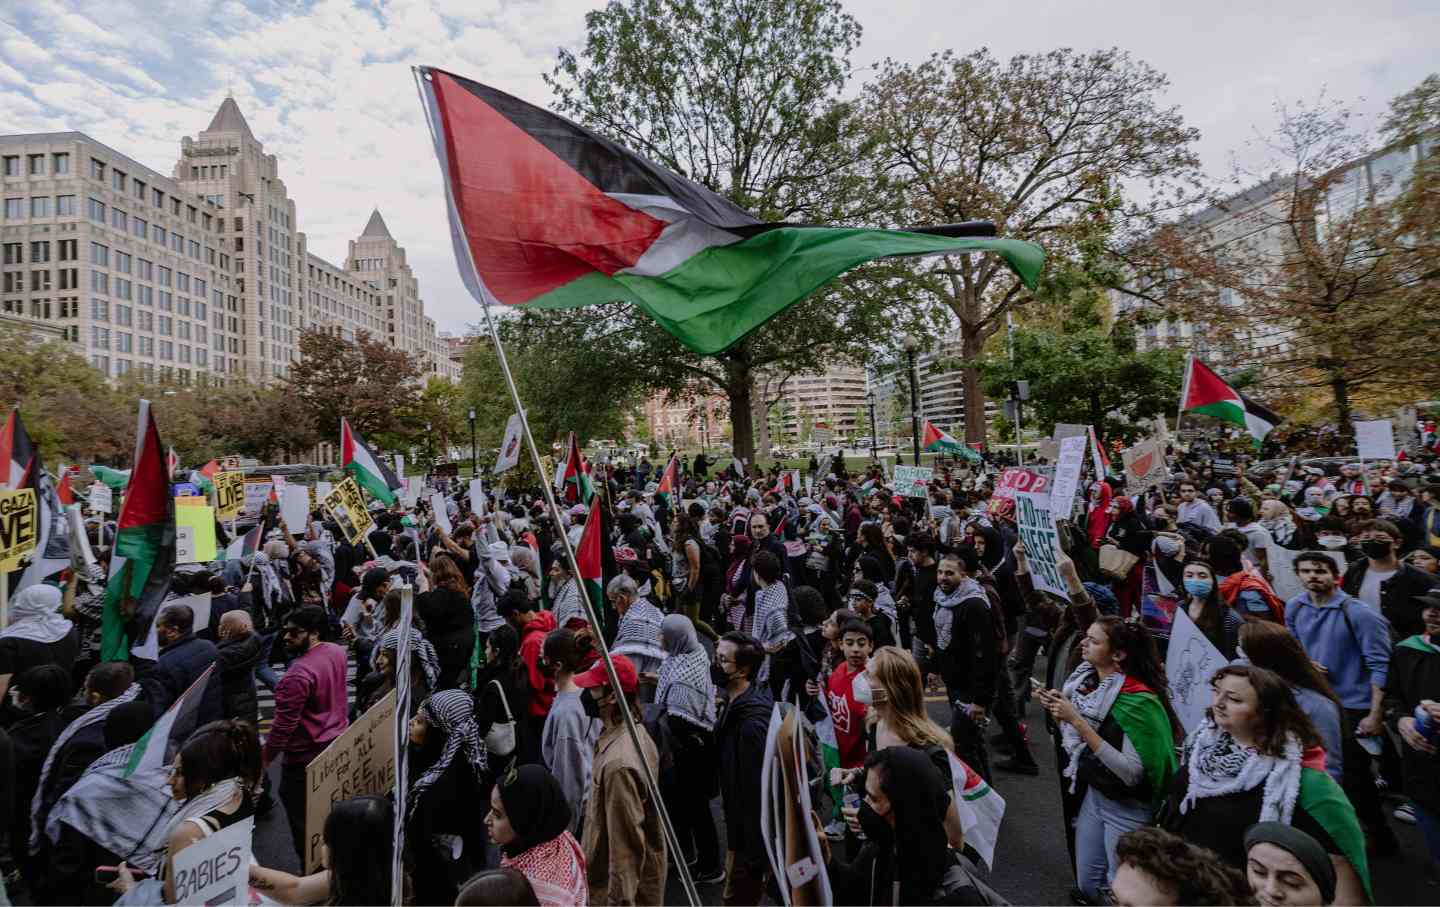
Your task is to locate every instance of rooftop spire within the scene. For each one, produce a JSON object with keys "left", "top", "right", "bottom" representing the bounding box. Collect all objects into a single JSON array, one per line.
[
  {"left": 361, "top": 208, "right": 393, "bottom": 239},
  {"left": 206, "top": 96, "right": 254, "bottom": 140}
]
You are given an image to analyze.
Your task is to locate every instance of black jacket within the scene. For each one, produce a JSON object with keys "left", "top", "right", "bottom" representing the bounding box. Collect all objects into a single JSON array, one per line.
[
  {"left": 930, "top": 585, "right": 999, "bottom": 709},
  {"left": 1385, "top": 637, "right": 1440, "bottom": 813},
  {"left": 1341, "top": 560, "right": 1440, "bottom": 639},
  {"left": 415, "top": 588, "right": 476, "bottom": 689},
  {"left": 216, "top": 631, "right": 262, "bottom": 725},
  {"left": 33, "top": 716, "right": 108, "bottom": 837},
  {"left": 141, "top": 634, "right": 224, "bottom": 726},
  {"left": 716, "top": 682, "right": 774, "bottom": 862}
]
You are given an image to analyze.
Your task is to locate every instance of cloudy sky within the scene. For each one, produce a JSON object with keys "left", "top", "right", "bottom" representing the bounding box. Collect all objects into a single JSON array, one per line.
[{"left": 2, "top": 0, "right": 1435, "bottom": 335}]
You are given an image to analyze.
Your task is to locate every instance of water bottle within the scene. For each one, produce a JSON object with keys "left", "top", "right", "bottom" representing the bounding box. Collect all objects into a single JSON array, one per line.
[
  {"left": 1415, "top": 705, "right": 1438, "bottom": 744},
  {"left": 843, "top": 792, "right": 866, "bottom": 840}
]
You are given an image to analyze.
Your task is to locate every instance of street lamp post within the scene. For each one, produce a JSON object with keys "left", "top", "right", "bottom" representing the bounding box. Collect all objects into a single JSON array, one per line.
[
  {"left": 866, "top": 390, "right": 878, "bottom": 463},
  {"left": 425, "top": 421, "right": 433, "bottom": 470},
  {"left": 903, "top": 336, "right": 922, "bottom": 467},
  {"left": 468, "top": 408, "right": 477, "bottom": 477}
]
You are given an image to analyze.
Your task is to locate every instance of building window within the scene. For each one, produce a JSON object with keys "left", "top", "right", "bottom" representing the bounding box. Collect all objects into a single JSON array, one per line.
[
  {"left": 52, "top": 153, "right": 70, "bottom": 174},
  {"left": 30, "top": 197, "right": 50, "bottom": 217},
  {"left": 115, "top": 304, "right": 132, "bottom": 326},
  {"left": 27, "top": 154, "right": 44, "bottom": 175},
  {"left": 117, "top": 332, "right": 133, "bottom": 353},
  {"left": 158, "top": 266, "right": 171, "bottom": 287},
  {"left": 115, "top": 252, "right": 131, "bottom": 274},
  {"left": 158, "top": 315, "right": 172, "bottom": 335},
  {"left": 4, "top": 198, "right": 22, "bottom": 219},
  {"left": 3, "top": 156, "right": 20, "bottom": 177},
  {"left": 90, "top": 242, "right": 109, "bottom": 266},
  {"left": 111, "top": 208, "right": 127, "bottom": 231},
  {"left": 2, "top": 243, "right": 19, "bottom": 265},
  {"left": 90, "top": 158, "right": 106, "bottom": 181},
  {"left": 114, "top": 278, "right": 131, "bottom": 300},
  {"left": 112, "top": 170, "right": 127, "bottom": 192},
  {"left": 139, "top": 336, "right": 153, "bottom": 356},
  {"left": 137, "top": 258, "right": 152, "bottom": 280},
  {"left": 153, "top": 188, "right": 164, "bottom": 209},
  {"left": 91, "top": 299, "right": 109, "bottom": 321},
  {"left": 91, "top": 355, "right": 110, "bottom": 375},
  {"left": 58, "top": 239, "right": 76, "bottom": 261},
  {"left": 87, "top": 198, "right": 105, "bottom": 222},
  {"left": 29, "top": 270, "right": 50, "bottom": 291},
  {"left": 132, "top": 216, "right": 146, "bottom": 239},
  {"left": 137, "top": 285, "right": 152, "bottom": 306},
  {"left": 160, "top": 341, "right": 173, "bottom": 361},
  {"left": 56, "top": 195, "right": 75, "bottom": 216},
  {"left": 134, "top": 179, "right": 146, "bottom": 200},
  {"left": 29, "top": 241, "right": 49, "bottom": 263},
  {"left": 90, "top": 272, "right": 108, "bottom": 294},
  {"left": 138, "top": 310, "right": 153, "bottom": 331},
  {"left": 58, "top": 268, "right": 77, "bottom": 289},
  {"left": 152, "top": 224, "right": 165, "bottom": 245}
]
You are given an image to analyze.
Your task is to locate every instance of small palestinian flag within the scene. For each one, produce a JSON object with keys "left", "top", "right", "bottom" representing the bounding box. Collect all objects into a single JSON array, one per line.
[
  {"left": 575, "top": 494, "right": 605, "bottom": 631},
  {"left": 922, "top": 420, "right": 981, "bottom": 463},
  {"left": 1180, "top": 356, "right": 1280, "bottom": 448},
  {"left": 125, "top": 664, "right": 215, "bottom": 778},
  {"left": 91, "top": 465, "right": 130, "bottom": 492},
  {"left": 341, "top": 417, "right": 402, "bottom": 505},
  {"left": 558, "top": 432, "right": 592, "bottom": 505},
  {"left": 654, "top": 454, "right": 679, "bottom": 507},
  {"left": 225, "top": 524, "right": 262, "bottom": 561},
  {"left": 948, "top": 751, "right": 1007, "bottom": 870},
  {"left": 102, "top": 400, "right": 175, "bottom": 661},
  {"left": 1088, "top": 425, "right": 1112, "bottom": 478},
  {"left": 55, "top": 469, "right": 74, "bottom": 506},
  {"left": 192, "top": 459, "right": 220, "bottom": 495},
  {"left": 417, "top": 67, "right": 1044, "bottom": 355}
]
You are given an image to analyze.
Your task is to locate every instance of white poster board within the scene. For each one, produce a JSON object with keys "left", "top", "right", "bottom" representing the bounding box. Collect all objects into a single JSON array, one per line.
[
  {"left": 394, "top": 453, "right": 405, "bottom": 479},
  {"left": 1354, "top": 420, "right": 1396, "bottom": 461},
  {"left": 1121, "top": 437, "right": 1168, "bottom": 493},
  {"left": 170, "top": 815, "right": 254, "bottom": 905},
  {"left": 401, "top": 476, "right": 421, "bottom": 508},
  {"left": 1048, "top": 434, "right": 1087, "bottom": 520},
  {"left": 280, "top": 485, "right": 310, "bottom": 531},
  {"left": 495, "top": 413, "right": 524, "bottom": 474},
  {"left": 315, "top": 481, "right": 333, "bottom": 502},
  {"left": 430, "top": 492, "right": 453, "bottom": 535},
  {"left": 1165, "top": 608, "right": 1228, "bottom": 734},
  {"left": 1013, "top": 490, "right": 1068, "bottom": 600},
  {"left": 88, "top": 482, "right": 113, "bottom": 514},
  {"left": 892, "top": 465, "right": 933, "bottom": 499},
  {"left": 468, "top": 478, "right": 487, "bottom": 517}
]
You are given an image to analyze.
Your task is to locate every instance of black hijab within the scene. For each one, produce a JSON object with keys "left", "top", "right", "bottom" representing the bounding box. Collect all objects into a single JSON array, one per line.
[
  {"left": 868, "top": 745, "right": 953, "bottom": 902},
  {"left": 498, "top": 765, "right": 572, "bottom": 858}
]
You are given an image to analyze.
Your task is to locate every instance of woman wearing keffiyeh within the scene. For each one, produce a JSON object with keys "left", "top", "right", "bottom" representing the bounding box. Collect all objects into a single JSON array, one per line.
[
  {"left": 406, "top": 689, "right": 490, "bottom": 905},
  {"left": 489, "top": 765, "right": 589, "bottom": 907},
  {"left": 654, "top": 614, "right": 722, "bottom": 881},
  {"left": 1036, "top": 616, "right": 1178, "bottom": 903}
]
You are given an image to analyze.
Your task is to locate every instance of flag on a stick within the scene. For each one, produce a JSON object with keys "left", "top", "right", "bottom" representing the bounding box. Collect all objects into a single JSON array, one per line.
[
  {"left": 558, "top": 432, "right": 592, "bottom": 505},
  {"left": 125, "top": 665, "right": 215, "bottom": 777},
  {"left": 1, "top": 410, "right": 71, "bottom": 592},
  {"left": 341, "top": 417, "right": 402, "bottom": 505},
  {"left": 418, "top": 67, "right": 1044, "bottom": 356},
  {"left": 654, "top": 455, "right": 679, "bottom": 507},
  {"left": 922, "top": 420, "right": 982, "bottom": 462},
  {"left": 575, "top": 494, "right": 605, "bottom": 632},
  {"left": 101, "top": 401, "right": 174, "bottom": 661},
  {"left": 1180, "top": 356, "right": 1280, "bottom": 448}
]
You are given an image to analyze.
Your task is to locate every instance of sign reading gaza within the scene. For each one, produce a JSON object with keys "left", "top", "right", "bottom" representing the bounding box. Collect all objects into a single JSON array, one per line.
[{"left": 0, "top": 489, "right": 39, "bottom": 573}]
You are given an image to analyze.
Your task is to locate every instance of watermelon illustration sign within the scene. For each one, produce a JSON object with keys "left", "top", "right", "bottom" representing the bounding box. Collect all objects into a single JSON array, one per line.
[{"left": 1121, "top": 437, "right": 1167, "bottom": 492}]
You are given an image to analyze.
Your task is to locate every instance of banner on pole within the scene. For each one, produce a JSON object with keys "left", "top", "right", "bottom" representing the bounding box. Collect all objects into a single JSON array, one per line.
[
  {"left": 88, "top": 482, "right": 113, "bottom": 515},
  {"left": 171, "top": 814, "right": 254, "bottom": 905},
  {"left": 1013, "top": 490, "right": 1068, "bottom": 600},
  {"left": 323, "top": 477, "right": 373, "bottom": 545},
  {"left": 0, "top": 489, "right": 39, "bottom": 573},
  {"left": 304, "top": 691, "right": 397, "bottom": 872},
  {"left": 494, "top": 413, "right": 523, "bottom": 474},
  {"left": 214, "top": 471, "right": 245, "bottom": 521}
]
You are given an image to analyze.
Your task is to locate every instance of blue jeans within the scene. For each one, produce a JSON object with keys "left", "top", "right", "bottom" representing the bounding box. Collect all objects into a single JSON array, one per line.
[
  {"left": 255, "top": 630, "right": 279, "bottom": 690},
  {"left": 1074, "top": 787, "right": 1152, "bottom": 899},
  {"left": 1416, "top": 803, "right": 1440, "bottom": 866}
]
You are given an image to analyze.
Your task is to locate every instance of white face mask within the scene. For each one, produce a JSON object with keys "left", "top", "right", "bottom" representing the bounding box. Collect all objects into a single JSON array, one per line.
[
  {"left": 852, "top": 671, "right": 874, "bottom": 706},
  {"left": 1318, "top": 535, "right": 1347, "bottom": 549}
]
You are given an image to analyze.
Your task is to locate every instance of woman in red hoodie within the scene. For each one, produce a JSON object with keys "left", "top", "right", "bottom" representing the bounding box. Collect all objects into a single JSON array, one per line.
[{"left": 1087, "top": 481, "right": 1114, "bottom": 550}]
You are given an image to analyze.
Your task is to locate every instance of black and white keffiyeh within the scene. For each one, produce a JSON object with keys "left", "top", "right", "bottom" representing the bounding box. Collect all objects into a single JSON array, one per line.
[
  {"left": 656, "top": 615, "right": 716, "bottom": 731},
  {"left": 613, "top": 597, "right": 666, "bottom": 664},
  {"left": 377, "top": 627, "right": 441, "bottom": 691},
  {"left": 551, "top": 577, "right": 587, "bottom": 628},
  {"left": 43, "top": 743, "right": 176, "bottom": 872},
  {"left": 1057, "top": 664, "right": 1126, "bottom": 793},
  {"left": 29, "top": 682, "right": 142, "bottom": 851},
  {"left": 933, "top": 578, "right": 984, "bottom": 650},
  {"left": 1179, "top": 717, "right": 1302, "bottom": 824},
  {"left": 408, "top": 690, "right": 488, "bottom": 820}
]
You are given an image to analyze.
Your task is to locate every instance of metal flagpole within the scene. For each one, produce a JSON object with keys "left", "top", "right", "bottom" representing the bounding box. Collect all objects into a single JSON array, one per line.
[
  {"left": 1175, "top": 353, "right": 1192, "bottom": 442},
  {"left": 412, "top": 66, "right": 701, "bottom": 907}
]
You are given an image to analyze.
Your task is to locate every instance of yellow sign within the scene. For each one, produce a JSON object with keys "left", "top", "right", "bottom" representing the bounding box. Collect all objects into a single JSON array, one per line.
[
  {"left": 214, "top": 471, "right": 245, "bottom": 521},
  {"left": 0, "top": 489, "right": 39, "bottom": 573},
  {"left": 175, "top": 498, "right": 218, "bottom": 564},
  {"left": 219, "top": 455, "right": 242, "bottom": 471},
  {"left": 323, "top": 476, "right": 373, "bottom": 545}
]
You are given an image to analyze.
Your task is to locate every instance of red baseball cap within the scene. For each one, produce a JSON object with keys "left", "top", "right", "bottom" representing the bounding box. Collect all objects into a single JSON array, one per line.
[{"left": 574, "top": 654, "right": 639, "bottom": 694}]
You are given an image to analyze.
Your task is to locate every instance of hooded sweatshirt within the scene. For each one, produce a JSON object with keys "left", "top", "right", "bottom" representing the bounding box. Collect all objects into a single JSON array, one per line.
[{"left": 519, "top": 610, "right": 560, "bottom": 718}]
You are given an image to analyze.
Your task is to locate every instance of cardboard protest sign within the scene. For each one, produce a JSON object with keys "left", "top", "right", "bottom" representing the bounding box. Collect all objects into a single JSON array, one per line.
[
  {"left": 171, "top": 814, "right": 253, "bottom": 905},
  {"left": 304, "top": 692, "right": 397, "bottom": 872},
  {"left": 430, "top": 492, "right": 453, "bottom": 535},
  {"left": 892, "top": 465, "right": 933, "bottom": 499},
  {"left": 323, "top": 477, "right": 373, "bottom": 545},
  {"left": 1013, "top": 490, "right": 1068, "bottom": 600},
  {"left": 174, "top": 499, "right": 218, "bottom": 564},
  {"left": 214, "top": 471, "right": 245, "bottom": 521},
  {"left": 88, "top": 482, "right": 113, "bottom": 515},
  {"left": 0, "top": 489, "right": 39, "bottom": 573},
  {"left": 241, "top": 478, "right": 272, "bottom": 521},
  {"left": 1354, "top": 419, "right": 1396, "bottom": 461},
  {"left": 989, "top": 468, "right": 1048, "bottom": 513},
  {"left": 1165, "top": 609, "right": 1228, "bottom": 734},
  {"left": 1121, "top": 437, "right": 1167, "bottom": 493},
  {"left": 1049, "top": 434, "right": 1088, "bottom": 520},
  {"left": 279, "top": 485, "right": 310, "bottom": 531}
]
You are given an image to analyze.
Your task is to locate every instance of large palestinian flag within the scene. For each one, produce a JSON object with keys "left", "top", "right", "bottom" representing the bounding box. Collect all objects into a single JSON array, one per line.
[
  {"left": 341, "top": 417, "right": 402, "bottom": 505},
  {"left": 102, "top": 400, "right": 174, "bottom": 661},
  {"left": 1, "top": 409, "right": 70, "bottom": 593},
  {"left": 416, "top": 67, "right": 1044, "bottom": 355},
  {"left": 922, "top": 420, "right": 981, "bottom": 463},
  {"left": 1180, "top": 356, "right": 1280, "bottom": 447},
  {"left": 574, "top": 494, "right": 605, "bottom": 632}
]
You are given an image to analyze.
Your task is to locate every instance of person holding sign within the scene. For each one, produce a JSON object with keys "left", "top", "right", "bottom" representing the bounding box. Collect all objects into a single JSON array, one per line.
[
  {"left": 108, "top": 720, "right": 262, "bottom": 905},
  {"left": 249, "top": 795, "right": 398, "bottom": 906},
  {"left": 1036, "top": 616, "right": 1179, "bottom": 904}
]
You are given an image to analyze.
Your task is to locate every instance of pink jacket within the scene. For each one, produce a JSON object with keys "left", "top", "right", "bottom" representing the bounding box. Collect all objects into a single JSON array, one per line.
[{"left": 263, "top": 641, "right": 349, "bottom": 764}]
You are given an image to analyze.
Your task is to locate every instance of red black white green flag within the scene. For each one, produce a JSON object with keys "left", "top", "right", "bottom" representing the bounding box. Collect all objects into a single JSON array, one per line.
[
  {"left": 1, "top": 409, "right": 70, "bottom": 593},
  {"left": 416, "top": 67, "right": 1044, "bottom": 355},
  {"left": 654, "top": 454, "right": 679, "bottom": 506},
  {"left": 102, "top": 400, "right": 174, "bottom": 660},
  {"left": 575, "top": 494, "right": 605, "bottom": 632},
  {"left": 341, "top": 418, "right": 402, "bottom": 505},
  {"left": 557, "top": 432, "right": 593, "bottom": 505},
  {"left": 1180, "top": 356, "right": 1280, "bottom": 448}
]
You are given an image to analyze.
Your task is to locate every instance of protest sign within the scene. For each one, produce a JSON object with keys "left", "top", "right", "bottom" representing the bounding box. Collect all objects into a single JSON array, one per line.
[
  {"left": 304, "top": 691, "right": 397, "bottom": 871},
  {"left": 1165, "top": 609, "right": 1228, "bottom": 734},
  {"left": 1053, "top": 423, "right": 1089, "bottom": 442},
  {"left": 171, "top": 814, "right": 254, "bottom": 905},
  {"left": 218, "top": 455, "right": 242, "bottom": 471},
  {"left": 316, "top": 480, "right": 333, "bottom": 500},
  {"left": 1121, "top": 437, "right": 1168, "bottom": 493},
  {"left": 132, "top": 592, "right": 211, "bottom": 660},
  {"left": 174, "top": 499, "right": 217, "bottom": 564},
  {"left": 1049, "top": 434, "right": 1088, "bottom": 520},
  {"left": 989, "top": 468, "right": 1049, "bottom": 513},
  {"left": 241, "top": 478, "right": 272, "bottom": 520},
  {"left": 1354, "top": 419, "right": 1396, "bottom": 461},
  {"left": 66, "top": 504, "right": 99, "bottom": 577},
  {"left": 271, "top": 475, "right": 287, "bottom": 494},
  {"left": 430, "top": 492, "right": 453, "bottom": 535},
  {"left": 1013, "top": 490, "right": 1068, "bottom": 600},
  {"left": 495, "top": 413, "right": 524, "bottom": 474},
  {"left": 394, "top": 453, "right": 405, "bottom": 479},
  {"left": 468, "top": 478, "right": 486, "bottom": 517},
  {"left": 893, "top": 465, "right": 933, "bottom": 499},
  {"left": 323, "top": 477, "right": 373, "bottom": 545},
  {"left": 279, "top": 485, "right": 310, "bottom": 531},
  {"left": 0, "top": 489, "right": 39, "bottom": 573},
  {"left": 214, "top": 471, "right": 245, "bottom": 521},
  {"left": 88, "top": 482, "right": 113, "bottom": 515},
  {"left": 401, "top": 476, "right": 421, "bottom": 508}
]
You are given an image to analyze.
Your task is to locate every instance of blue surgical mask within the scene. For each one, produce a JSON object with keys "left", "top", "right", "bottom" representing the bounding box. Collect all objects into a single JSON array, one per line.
[{"left": 1183, "top": 578, "right": 1214, "bottom": 598}]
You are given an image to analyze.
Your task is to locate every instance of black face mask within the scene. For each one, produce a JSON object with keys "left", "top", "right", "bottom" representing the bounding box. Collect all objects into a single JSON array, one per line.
[
  {"left": 580, "top": 688, "right": 604, "bottom": 720},
  {"left": 711, "top": 664, "right": 733, "bottom": 687},
  {"left": 1361, "top": 538, "right": 1393, "bottom": 559},
  {"left": 857, "top": 801, "right": 893, "bottom": 846}
]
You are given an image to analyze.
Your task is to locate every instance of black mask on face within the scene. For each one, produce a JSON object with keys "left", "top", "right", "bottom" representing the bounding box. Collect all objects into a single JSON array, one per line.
[
  {"left": 857, "top": 801, "right": 893, "bottom": 846},
  {"left": 1361, "top": 538, "right": 1393, "bottom": 559},
  {"left": 580, "top": 688, "right": 604, "bottom": 719},
  {"left": 711, "top": 664, "right": 733, "bottom": 687}
]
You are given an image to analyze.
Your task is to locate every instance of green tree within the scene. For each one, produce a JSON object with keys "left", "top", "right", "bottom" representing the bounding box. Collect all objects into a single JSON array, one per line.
[
  {"left": 546, "top": 0, "right": 926, "bottom": 463},
  {"left": 854, "top": 48, "right": 1202, "bottom": 444},
  {"left": 0, "top": 324, "right": 130, "bottom": 464}
]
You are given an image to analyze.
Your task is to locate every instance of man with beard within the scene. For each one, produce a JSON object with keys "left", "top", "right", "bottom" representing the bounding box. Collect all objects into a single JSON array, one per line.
[
  {"left": 929, "top": 548, "right": 1001, "bottom": 780},
  {"left": 262, "top": 605, "right": 349, "bottom": 863}
]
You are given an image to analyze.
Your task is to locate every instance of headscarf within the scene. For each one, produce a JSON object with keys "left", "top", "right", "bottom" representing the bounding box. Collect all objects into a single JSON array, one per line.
[
  {"left": 509, "top": 545, "right": 542, "bottom": 599},
  {"left": 498, "top": 765, "right": 573, "bottom": 857},
  {"left": 0, "top": 584, "right": 71, "bottom": 644},
  {"left": 868, "top": 745, "right": 954, "bottom": 903},
  {"left": 550, "top": 577, "right": 587, "bottom": 629},
  {"left": 725, "top": 535, "right": 753, "bottom": 596},
  {"left": 655, "top": 614, "right": 716, "bottom": 731},
  {"left": 1087, "top": 481, "right": 1113, "bottom": 548},
  {"left": 408, "top": 690, "right": 488, "bottom": 820},
  {"left": 612, "top": 596, "right": 666, "bottom": 665},
  {"left": 376, "top": 626, "right": 441, "bottom": 690},
  {"left": 1244, "top": 822, "right": 1337, "bottom": 905}
]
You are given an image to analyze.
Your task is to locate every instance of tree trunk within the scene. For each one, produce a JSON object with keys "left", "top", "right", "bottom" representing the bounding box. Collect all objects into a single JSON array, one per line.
[
  {"left": 724, "top": 352, "right": 756, "bottom": 464},
  {"left": 961, "top": 324, "right": 989, "bottom": 446},
  {"left": 1330, "top": 369, "right": 1352, "bottom": 430}
]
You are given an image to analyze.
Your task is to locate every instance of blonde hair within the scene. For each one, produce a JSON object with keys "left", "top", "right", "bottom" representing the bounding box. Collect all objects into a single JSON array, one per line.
[{"left": 864, "top": 646, "right": 953, "bottom": 752}]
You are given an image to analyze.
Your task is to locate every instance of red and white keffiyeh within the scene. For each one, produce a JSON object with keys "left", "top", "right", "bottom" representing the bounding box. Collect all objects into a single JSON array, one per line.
[{"left": 502, "top": 831, "right": 589, "bottom": 907}]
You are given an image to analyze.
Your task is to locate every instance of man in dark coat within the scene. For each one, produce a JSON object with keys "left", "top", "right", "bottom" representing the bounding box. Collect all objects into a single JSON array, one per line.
[
  {"left": 139, "top": 602, "right": 224, "bottom": 725},
  {"left": 714, "top": 631, "right": 775, "bottom": 906},
  {"left": 216, "top": 610, "right": 262, "bottom": 726}
]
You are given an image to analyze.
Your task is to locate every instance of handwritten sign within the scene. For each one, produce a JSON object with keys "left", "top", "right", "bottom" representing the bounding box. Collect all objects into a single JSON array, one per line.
[
  {"left": 1049, "top": 434, "right": 1088, "bottom": 520},
  {"left": 1013, "top": 490, "right": 1068, "bottom": 600},
  {"left": 0, "top": 489, "right": 39, "bottom": 573},
  {"left": 1354, "top": 419, "right": 1396, "bottom": 461},
  {"left": 989, "top": 468, "right": 1048, "bottom": 514},
  {"left": 1165, "top": 609, "right": 1228, "bottom": 734},
  {"left": 323, "top": 477, "right": 373, "bottom": 546},
  {"left": 88, "top": 482, "right": 113, "bottom": 515},
  {"left": 304, "top": 691, "right": 397, "bottom": 872},
  {"left": 171, "top": 815, "right": 253, "bottom": 905},
  {"left": 1121, "top": 437, "right": 1167, "bottom": 493},
  {"left": 892, "top": 465, "right": 933, "bottom": 499},
  {"left": 214, "top": 471, "right": 245, "bottom": 521}
]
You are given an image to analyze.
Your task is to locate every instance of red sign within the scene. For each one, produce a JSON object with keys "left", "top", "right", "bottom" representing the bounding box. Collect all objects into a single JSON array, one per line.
[{"left": 989, "top": 468, "right": 1048, "bottom": 514}]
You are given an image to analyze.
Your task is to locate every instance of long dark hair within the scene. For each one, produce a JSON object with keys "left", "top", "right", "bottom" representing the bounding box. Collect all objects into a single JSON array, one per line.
[
  {"left": 176, "top": 720, "right": 262, "bottom": 800},
  {"left": 324, "top": 795, "right": 397, "bottom": 906},
  {"left": 1239, "top": 621, "right": 1341, "bottom": 707},
  {"left": 1180, "top": 558, "right": 1227, "bottom": 640},
  {"left": 1208, "top": 664, "right": 1322, "bottom": 757},
  {"left": 1095, "top": 616, "right": 1183, "bottom": 737}
]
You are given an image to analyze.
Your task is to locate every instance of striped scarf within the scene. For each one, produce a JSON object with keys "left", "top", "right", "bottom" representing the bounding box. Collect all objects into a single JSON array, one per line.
[
  {"left": 612, "top": 598, "right": 665, "bottom": 664},
  {"left": 502, "top": 831, "right": 589, "bottom": 907},
  {"left": 377, "top": 626, "right": 441, "bottom": 691},
  {"left": 42, "top": 742, "right": 176, "bottom": 872},
  {"left": 408, "top": 690, "right": 488, "bottom": 820},
  {"left": 29, "top": 683, "right": 141, "bottom": 852}
]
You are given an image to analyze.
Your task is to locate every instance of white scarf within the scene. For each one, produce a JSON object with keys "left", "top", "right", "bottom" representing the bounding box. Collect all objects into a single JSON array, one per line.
[
  {"left": 933, "top": 578, "right": 983, "bottom": 650},
  {"left": 1179, "top": 718, "right": 1301, "bottom": 824},
  {"left": 1058, "top": 664, "right": 1126, "bottom": 793},
  {"left": 0, "top": 584, "right": 72, "bottom": 644}
]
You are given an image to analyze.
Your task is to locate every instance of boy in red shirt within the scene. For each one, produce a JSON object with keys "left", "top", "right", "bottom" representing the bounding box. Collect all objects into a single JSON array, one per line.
[{"left": 826, "top": 619, "right": 874, "bottom": 769}]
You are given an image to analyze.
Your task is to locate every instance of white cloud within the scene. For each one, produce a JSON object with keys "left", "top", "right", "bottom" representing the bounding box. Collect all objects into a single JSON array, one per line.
[{"left": 0, "top": 0, "right": 1436, "bottom": 335}]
